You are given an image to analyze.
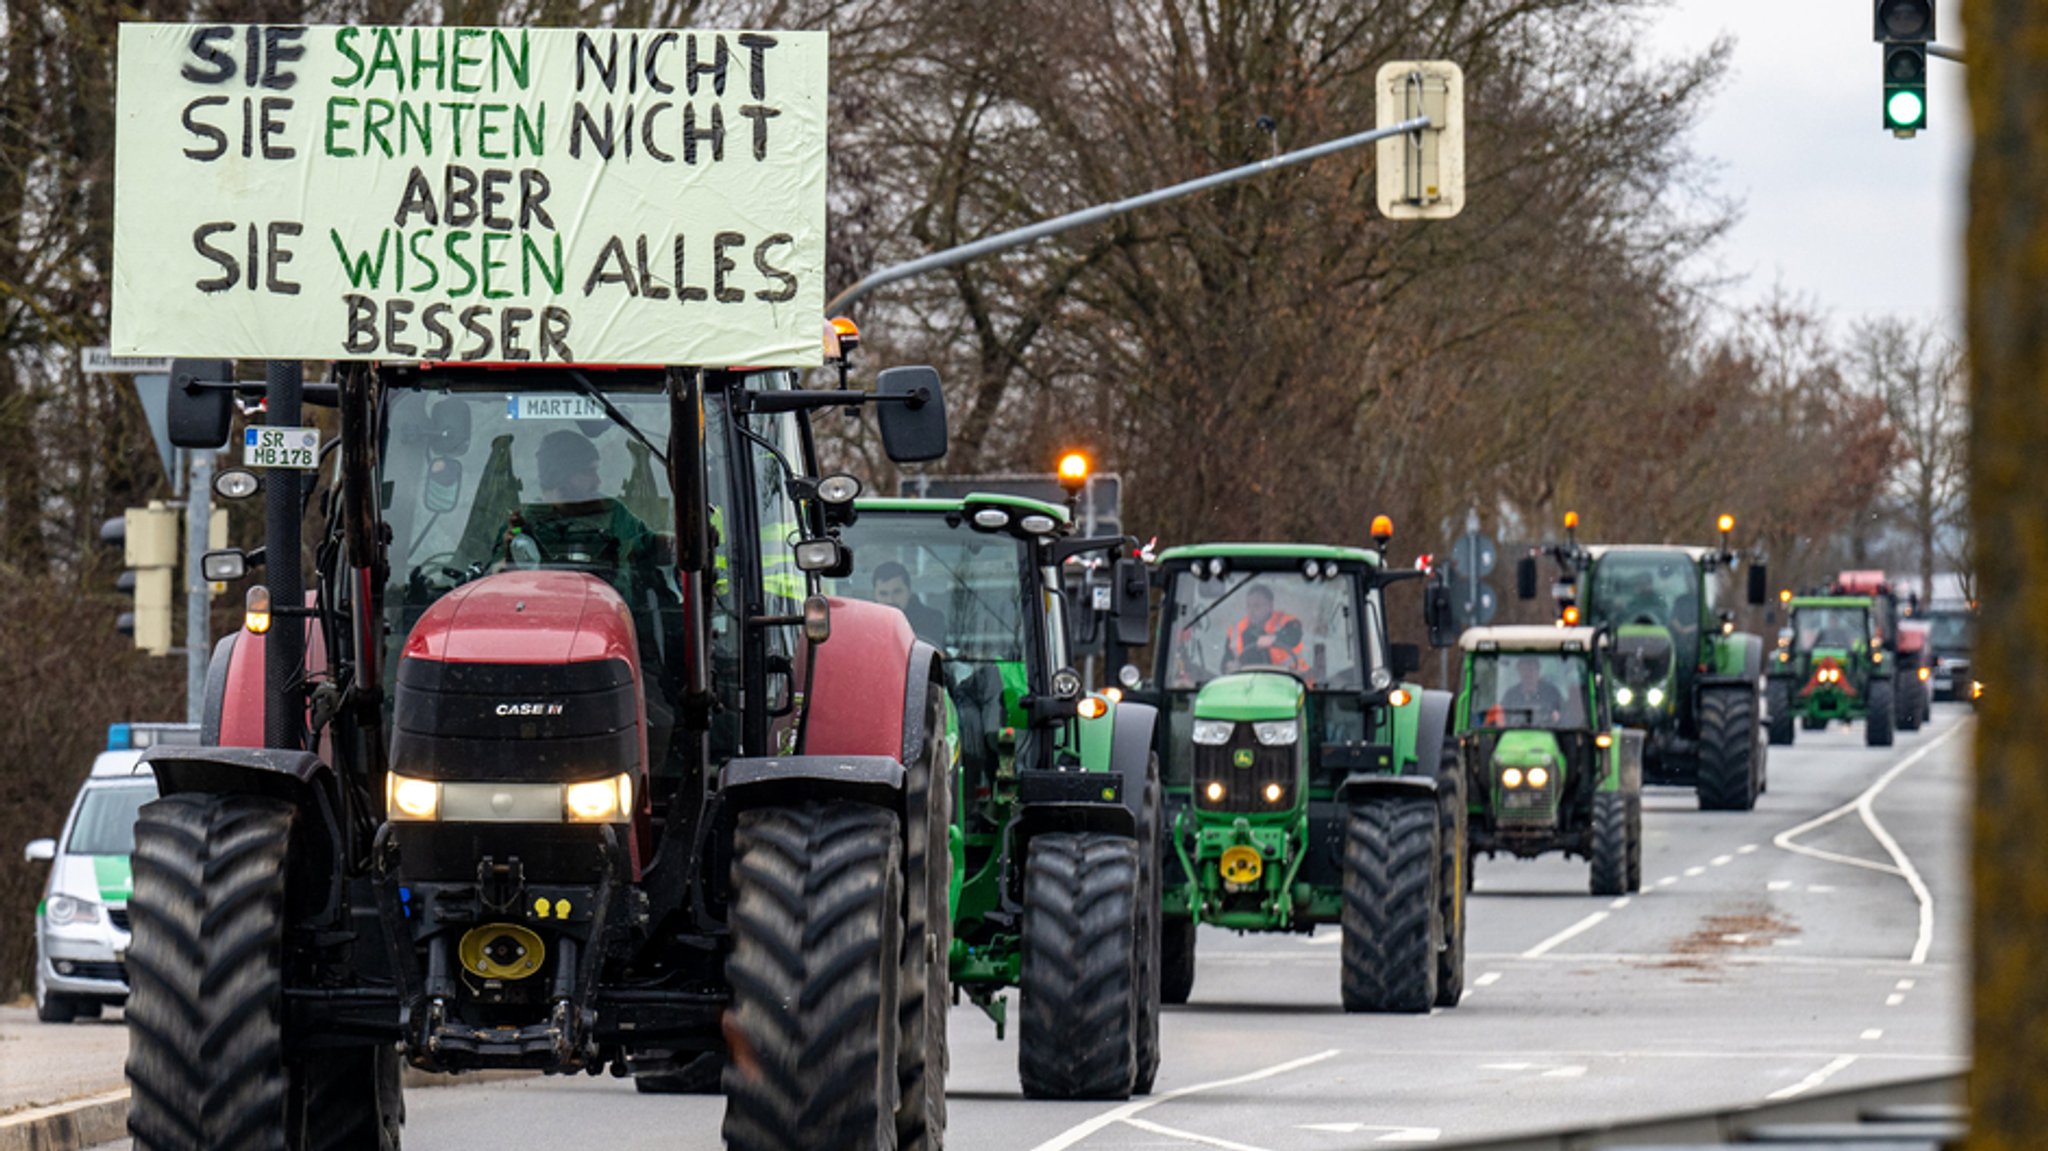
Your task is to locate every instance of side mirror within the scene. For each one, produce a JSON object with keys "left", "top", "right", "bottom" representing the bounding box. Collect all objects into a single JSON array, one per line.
[
  {"left": 875, "top": 366, "right": 948, "bottom": 463},
  {"left": 1747, "top": 561, "right": 1769, "bottom": 606},
  {"left": 1425, "top": 581, "right": 1456, "bottom": 648},
  {"left": 1112, "top": 557, "right": 1150, "bottom": 648},
  {"left": 423, "top": 456, "right": 464, "bottom": 514},
  {"left": 24, "top": 838, "right": 55, "bottom": 863},
  {"left": 1516, "top": 555, "right": 1539, "bottom": 600},
  {"left": 168, "top": 358, "right": 235, "bottom": 450},
  {"left": 201, "top": 549, "right": 248, "bottom": 582},
  {"left": 1390, "top": 642, "right": 1421, "bottom": 677}
]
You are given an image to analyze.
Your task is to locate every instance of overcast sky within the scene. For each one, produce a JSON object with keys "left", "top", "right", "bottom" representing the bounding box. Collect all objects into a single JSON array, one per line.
[{"left": 1645, "top": 0, "right": 1967, "bottom": 338}]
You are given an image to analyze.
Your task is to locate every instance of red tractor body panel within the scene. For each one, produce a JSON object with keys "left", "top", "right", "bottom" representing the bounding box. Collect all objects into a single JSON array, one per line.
[
  {"left": 214, "top": 608, "right": 330, "bottom": 752},
  {"left": 801, "top": 596, "right": 917, "bottom": 760},
  {"left": 403, "top": 570, "right": 643, "bottom": 669}
]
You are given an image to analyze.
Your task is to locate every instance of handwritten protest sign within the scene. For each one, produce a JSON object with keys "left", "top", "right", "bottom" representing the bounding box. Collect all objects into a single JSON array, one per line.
[{"left": 112, "top": 25, "right": 828, "bottom": 366}]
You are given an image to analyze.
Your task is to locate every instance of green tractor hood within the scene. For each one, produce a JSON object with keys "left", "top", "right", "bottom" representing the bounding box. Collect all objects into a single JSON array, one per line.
[
  {"left": 1192, "top": 672, "right": 1306, "bottom": 722},
  {"left": 1490, "top": 729, "right": 1565, "bottom": 769}
]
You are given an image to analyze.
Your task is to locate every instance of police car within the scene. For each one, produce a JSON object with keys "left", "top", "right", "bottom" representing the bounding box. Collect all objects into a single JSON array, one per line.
[{"left": 22, "top": 722, "right": 196, "bottom": 1023}]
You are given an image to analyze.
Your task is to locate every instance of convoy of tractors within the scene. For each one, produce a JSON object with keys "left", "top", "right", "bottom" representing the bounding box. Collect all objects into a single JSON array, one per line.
[{"left": 63, "top": 21, "right": 1971, "bottom": 1150}]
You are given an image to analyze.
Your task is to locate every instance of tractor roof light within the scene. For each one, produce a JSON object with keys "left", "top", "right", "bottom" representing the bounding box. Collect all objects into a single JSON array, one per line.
[
  {"left": 1564, "top": 510, "right": 1579, "bottom": 530},
  {"left": 1562, "top": 605, "right": 1581, "bottom": 626},
  {"left": 972, "top": 508, "right": 1011, "bottom": 529},
  {"left": 1780, "top": 588, "right": 1794, "bottom": 605},
  {"left": 825, "top": 315, "right": 861, "bottom": 359},
  {"left": 1019, "top": 514, "right": 1059, "bottom": 535},
  {"left": 1370, "top": 515, "right": 1395, "bottom": 548},
  {"left": 244, "top": 585, "right": 272, "bottom": 634},
  {"left": 1057, "top": 452, "right": 1090, "bottom": 495},
  {"left": 1718, "top": 513, "right": 1735, "bottom": 535}
]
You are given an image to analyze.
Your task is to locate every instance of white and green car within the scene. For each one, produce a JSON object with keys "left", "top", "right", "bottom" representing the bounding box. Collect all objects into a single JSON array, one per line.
[{"left": 24, "top": 723, "right": 198, "bottom": 1023}]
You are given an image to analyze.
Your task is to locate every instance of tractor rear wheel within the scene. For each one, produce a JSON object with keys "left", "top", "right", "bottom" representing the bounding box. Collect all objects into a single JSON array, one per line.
[
  {"left": 1865, "top": 680, "right": 1895, "bottom": 747},
  {"left": 1590, "top": 792, "right": 1630, "bottom": 896},
  {"left": 1896, "top": 675, "right": 1924, "bottom": 732},
  {"left": 1433, "top": 749, "right": 1466, "bottom": 1008},
  {"left": 1626, "top": 792, "right": 1644, "bottom": 893},
  {"left": 897, "top": 686, "right": 951, "bottom": 1150},
  {"left": 293, "top": 1045, "right": 404, "bottom": 1151},
  {"left": 723, "top": 802, "right": 903, "bottom": 1151},
  {"left": 1340, "top": 795, "right": 1440, "bottom": 1013},
  {"left": 1018, "top": 832, "right": 1140, "bottom": 1099},
  {"left": 1131, "top": 756, "right": 1164, "bottom": 1095},
  {"left": 1766, "top": 680, "right": 1796, "bottom": 746},
  {"left": 1160, "top": 917, "right": 1197, "bottom": 1006},
  {"left": 1695, "top": 687, "right": 1759, "bottom": 812}
]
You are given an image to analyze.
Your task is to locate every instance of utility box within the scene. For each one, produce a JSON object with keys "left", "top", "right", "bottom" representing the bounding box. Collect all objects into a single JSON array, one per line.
[{"left": 1376, "top": 61, "right": 1466, "bottom": 220}]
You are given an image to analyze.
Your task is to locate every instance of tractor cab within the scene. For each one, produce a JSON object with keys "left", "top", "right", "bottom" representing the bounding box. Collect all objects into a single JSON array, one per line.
[{"left": 1579, "top": 546, "right": 1715, "bottom": 730}]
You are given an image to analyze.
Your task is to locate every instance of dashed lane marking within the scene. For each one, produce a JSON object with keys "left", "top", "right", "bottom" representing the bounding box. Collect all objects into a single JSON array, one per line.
[
  {"left": 1768, "top": 880, "right": 1794, "bottom": 891},
  {"left": 1712, "top": 854, "right": 1734, "bottom": 866},
  {"left": 1656, "top": 876, "right": 1678, "bottom": 888},
  {"left": 1474, "top": 972, "right": 1502, "bottom": 987},
  {"left": 1886, "top": 994, "right": 1906, "bottom": 1006},
  {"left": 1765, "top": 1055, "right": 1858, "bottom": 1100},
  {"left": 1738, "top": 844, "right": 1760, "bottom": 854},
  {"left": 1520, "top": 911, "right": 1610, "bottom": 959},
  {"left": 1897, "top": 979, "right": 1916, "bottom": 990},
  {"left": 1684, "top": 866, "right": 1706, "bottom": 877},
  {"left": 1862, "top": 1029, "right": 1885, "bottom": 1040},
  {"left": 1609, "top": 896, "right": 1632, "bottom": 910}
]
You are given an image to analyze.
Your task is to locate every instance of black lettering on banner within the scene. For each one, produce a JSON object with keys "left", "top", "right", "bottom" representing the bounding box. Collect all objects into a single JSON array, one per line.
[
  {"left": 575, "top": 32, "right": 616, "bottom": 92},
  {"left": 260, "top": 27, "right": 305, "bottom": 90},
  {"left": 640, "top": 102, "right": 674, "bottom": 162},
  {"left": 683, "top": 103, "right": 723, "bottom": 165},
  {"left": 259, "top": 97, "right": 294, "bottom": 159},
  {"left": 344, "top": 293, "right": 378, "bottom": 353},
  {"left": 635, "top": 236, "right": 668, "bottom": 299},
  {"left": 480, "top": 168, "right": 514, "bottom": 230},
  {"left": 753, "top": 233, "right": 797, "bottom": 302},
  {"left": 265, "top": 222, "right": 302, "bottom": 294},
  {"left": 736, "top": 33, "right": 777, "bottom": 100},
  {"left": 445, "top": 166, "right": 478, "bottom": 227},
  {"left": 459, "top": 305, "right": 494, "bottom": 359},
  {"left": 422, "top": 302, "right": 454, "bottom": 359},
  {"left": 645, "top": 33, "right": 677, "bottom": 94},
  {"left": 518, "top": 170, "right": 554, "bottom": 229},
  {"left": 182, "top": 97, "right": 229, "bottom": 160},
  {"left": 671, "top": 236, "right": 709, "bottom": 305},
  {"left": 712, "top": 231, "right": 744, "bottom": 302},
  {"left": 182, "top": 27, "right": 235, "bottom": 85},
  {"left": 570, "top": 102, "right": 614, "bottom": 160},
  {"left": 738, "top": 104, "right": 779, "bottom": 161},
  {"left": 686, "top": 33, "right": 729, "bottom": 97},
  {"left": 583, "top": 236, "right": 637, "bottom": 296},
  {"left": 245, "top": 225, "right": 259, "bottom": 291},
  {"left": 500, "top": 306, "right": 533, "bottom": 361},
  {"left": 395, "top": 167, "right": 438, "bottom": 226},
  {"left": 194, "top": 223, "right": 237, "bottom": 292},
  {"left": 539, "top": 307, "right": 573, "bottom": 361},
  {"left": 242, "top": 98, "right": 254, "bottom": 159},
  {"left": 386, "top": 297, "right": 417, "bottom": 356}
]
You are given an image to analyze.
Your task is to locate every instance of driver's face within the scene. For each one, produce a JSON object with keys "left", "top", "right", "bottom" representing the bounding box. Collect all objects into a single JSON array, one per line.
[
  {"left": 874, "top": 577, "right": 912, "bottom": 609},
  {"left": 1518, "top": 660, "right": 1542, "bottom": 688},
  {"left": 545, "top": 465, "right": 601, "bottom": 503},
  {"left": 1247, "top": 590, "right": 1274, "bottom": 624}
]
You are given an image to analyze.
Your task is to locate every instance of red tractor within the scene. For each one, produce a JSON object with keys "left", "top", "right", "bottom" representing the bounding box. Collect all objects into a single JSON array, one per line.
[{"left": 125, "top": 342, "right": 957, "bottom": 1149}]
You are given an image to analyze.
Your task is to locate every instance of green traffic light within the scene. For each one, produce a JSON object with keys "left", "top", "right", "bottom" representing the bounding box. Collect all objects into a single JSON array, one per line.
[{"left": 1887, "top": 88, "right": 1926, "bottom": 129}]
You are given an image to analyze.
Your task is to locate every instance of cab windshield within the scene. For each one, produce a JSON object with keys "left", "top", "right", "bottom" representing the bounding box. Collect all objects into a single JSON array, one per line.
[
  {"left": 1162, "top": 569, "right": 1367, "bottom": 691},
  {"left": 1793, "top": 606, "right": 1870, "bottom": 652},
  {"left": 68, "top": 783, "right": 155, "bottom": 856},
  {"left": 1929, "top": 612, "right": 1974, "bottom": 652},
  {"left": 1588, "top": 552, "right": 1702, "bottom": 631},
  {"left": 830, "top": 516, "right": 1031, "bottom": 664},
  {"left": 1466, "top": 652, "right": 1592, "bottom": 730}
]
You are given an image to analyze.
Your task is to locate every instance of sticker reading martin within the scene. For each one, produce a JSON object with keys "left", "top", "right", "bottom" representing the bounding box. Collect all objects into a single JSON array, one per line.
[{"left": 111, "top": 24, "right": 828, "bottom": 367}]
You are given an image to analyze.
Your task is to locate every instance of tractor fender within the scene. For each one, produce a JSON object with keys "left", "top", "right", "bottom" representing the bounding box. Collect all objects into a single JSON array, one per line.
[
  {"left": 1109, "top": 700, "right": 1160, "bottom": 826},
  {"left": 1413, "top": 688, "right": 1455, "bottom": 777},
  {"left": 202, "top": 617, "right": 330, "bottom": 750},
  {"left": 1335, "top": 772, "right": 1440, "bottom": 807},
  {"left": 140, "top": 745, "right": 347, "bottom": 924},
  {"left": 199, "top": 632, "right": 238, "bottom": 745},
  {"left": 802, "top": 597, "right": 929, "bottom": 772},
  {"left": 1716, "top": 632, "right": 1765, "bottom": 682},
  {"left": 720, "top": 755, "right": 908, "bottom": 810}
]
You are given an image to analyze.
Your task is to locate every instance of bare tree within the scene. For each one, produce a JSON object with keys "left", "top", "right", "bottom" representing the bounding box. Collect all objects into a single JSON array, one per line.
[{"left": 1849, "top": 316, "right": 1966, "bottom": 603}]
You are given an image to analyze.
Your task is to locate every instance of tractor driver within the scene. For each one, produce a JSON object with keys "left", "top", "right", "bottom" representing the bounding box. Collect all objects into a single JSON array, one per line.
[
  {"left": 873, "top": 561, "right": 949, "bottom": 649},
  {"left": 1226, "top": 584, "right": 1306, "bottom": 672},
  {"left": 1498, "top": 656, "right": 1567, "bottom": 726},
  {"left": 508, "top": 429, "right": 661, "bottom": 573},
  {"left": 1618, "top": 572, "right": 1667, "bottom": 626}
]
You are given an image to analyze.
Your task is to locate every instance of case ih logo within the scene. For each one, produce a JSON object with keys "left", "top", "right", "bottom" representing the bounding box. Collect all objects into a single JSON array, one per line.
[{"left": 495, "top": 702, "right": 565, "bottom": 717}]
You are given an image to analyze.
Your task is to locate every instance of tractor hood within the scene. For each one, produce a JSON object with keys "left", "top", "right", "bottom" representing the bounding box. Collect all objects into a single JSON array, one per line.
[
  {"left": 1490, "top": 730, "right": 1565, "bottom": 770},
  {"left": 1611, "top": 625, "right": 1676, "bottom": 716},
  {"left": 1192, "top": 672, "right": 1306, "bottom": 722}
]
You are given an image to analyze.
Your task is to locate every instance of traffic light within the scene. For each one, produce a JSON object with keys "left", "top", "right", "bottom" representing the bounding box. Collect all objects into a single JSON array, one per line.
[
  {"left": 1376, "top": 61, "right": 1465, "bottom": 219},
  {"left": 101, "top": 502, "right": 180, "bottom": 655},
  {"left": 1875, "top": 1, "right": 1933, "bottom": 137}
]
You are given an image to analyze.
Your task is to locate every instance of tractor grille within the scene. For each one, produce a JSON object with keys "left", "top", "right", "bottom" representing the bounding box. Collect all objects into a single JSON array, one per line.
[
  {"left": 1497, "top": 779, "right": 1560, "bottom": 826},
  {"left": 1193, "top": 728, "right": 1294, "bottom": 813}
]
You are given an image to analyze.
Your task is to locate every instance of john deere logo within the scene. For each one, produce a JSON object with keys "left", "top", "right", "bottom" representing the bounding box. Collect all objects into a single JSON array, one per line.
[{"left": 1233, "top": 748, "right": 1256, "bottom": 768}]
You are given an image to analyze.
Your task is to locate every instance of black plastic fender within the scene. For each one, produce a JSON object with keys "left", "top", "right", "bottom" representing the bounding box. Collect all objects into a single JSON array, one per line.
[
  {"left": 1334, "top": 772, "right": 1440, "bottom": 807},
  {"left": 720, "top": 755, "right": 908, "bottom": 811},
  {"left": 198, "top": 632, "right": 238, "bottom": 745},
  {"left": 900, "top": 640, "right": 944, "bottom": 766},
  {"left": 1414, "top": 688, "right": 1454, "bottom": 777},
  {"left": 140, "top": 745, "right": 347, "bottom": 924},
  {"left": 1109, "top": 700, "right": 1160, "bottom": 827}
]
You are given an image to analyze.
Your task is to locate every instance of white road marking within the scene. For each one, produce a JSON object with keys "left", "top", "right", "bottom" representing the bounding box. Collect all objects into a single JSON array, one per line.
[
  {"left": 1712, "top": 854, "right": 1734, "bottom": 866},
  {"left": 1480, "top": 1062, "right": 1534, "bottom": 1071},
  {"left": 1684, "top": 866, "right": 1706, "bottom": 877},
  {"left": 1886, "top": 994, "right": 1906, "bottom": 1006},
  {"left": 1897, "top": 979, "right": 1917, "bottom": 990},
  {"left": 1540, "top": 1065, "right": 1588, "bottom": 1078},
  {"left": 1765, "top": 1054, "right": 1858, "bottom": 1100},
  {"left": 1862, "top": 1029, "right": 1885, "bottom": 1040},
  {"left": 1475, "top": 971, "right": 1503, "bottom": 987},
  {"left": 1294, "top": 1123, "right": 1442, "bottom": 1143},
  {"left": 1768, "top": 880, "right": 1794, "bottom": 891},
  {"left": 1656, "top": 876, "right": 1678, "bottom": 887},
  {"left": 1521, "top": 911, "right": 1610, "bottom": 958},
  {"left": 1738, "top": 844, "right": 1760, "bottom": 854},
  {"left": 1609, "top": 896, "right": 1632, "bottom": 910},
  {"left": 1808, "top": 884, "right": 1838, "bottom": 893},
  {"left": 1303, "top": 932, "right": 1342, "bottom": 946},
  {"left": 1028, "top": 1049, "right": 1341, "bottom": 1151},
  {"left": 1123, "top": 1117, "right": 1276, "bottom": 1150},
  {"left": 1772, "top": 724, "right": 1965, "bottom": 965}
]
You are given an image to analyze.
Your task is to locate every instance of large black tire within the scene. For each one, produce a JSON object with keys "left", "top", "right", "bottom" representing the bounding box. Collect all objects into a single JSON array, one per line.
[
  {"left": 34, "top": 968, "right": 78, "bottom": 1024},
  {"left": 1131, "top": 756, "right": 1164, "bottom": 1095},
  {"left": 1160, "top": 916, "right": 1196, "bottom": 1006},
  {"left": 1018, "top": 832, "right": 1139, "bottom": 1100},
  {"left": 1589, "top": 792, "right": 1630, "bottom": 896},
  {"left": 1340, "top": 796, "right": 1440, "bottom": 1013},
  {"left": 1765, "top": 679, "right": 1796, "bottom": 746},
  {"left": 1433, "top": 749, "right": 1466, "bottom": 1008},
  {"left": 1896, "top": 674, "right": 1923, "bottom": 732},
  {"left": 723, "top": 803, "right": 903, "bottom": 1151},
  {"left": 897, "top": 686, "right": 950, "bottom": 1150},
  {"left": 126, "top": 793, "right": 290, "bottom": 1151},
  {"left": 1625, "top": 793, "right": 1644, "bottom": 893},
  {"left": 1695, "top": 688, "right": 1759, "bottom": 812},
  {"left": 1865, "top": 679, "right": 1895, "bottom": 747},
  {"left": 294, "top": 1045, "right": 404, "bottom": 1151},
  {"left": 635, "top": 1053, "right": 726, "bottom": 1094}
]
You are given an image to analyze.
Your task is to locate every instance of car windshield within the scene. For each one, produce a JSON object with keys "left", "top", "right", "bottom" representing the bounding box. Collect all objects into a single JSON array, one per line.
[
  {"left": 1162, "top": 568, "right": 1365, "bottom": 691},
  {"left": 1587, "top": 552, "right": 1700, "bottom": 630},
  {"left": 830, "top": 515, "right": 1031, "bottom": 664},
  {"left": 1467, "top": 651, "right": 1592, "bottom": 730},
  {"left": 1794, "top": 606, "right": 1870, "bottom": 651},
  {"left": 67, "top": 783, "right": 155, "bottom": 856},
  {"left": 1929, "top": 612, "right": 1974, "bottom": 651}
]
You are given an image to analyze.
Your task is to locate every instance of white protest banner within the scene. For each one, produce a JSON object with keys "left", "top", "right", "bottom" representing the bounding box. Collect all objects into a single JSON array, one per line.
[{"left": 112, "top": 25, "right": 828, "bottom": 367}]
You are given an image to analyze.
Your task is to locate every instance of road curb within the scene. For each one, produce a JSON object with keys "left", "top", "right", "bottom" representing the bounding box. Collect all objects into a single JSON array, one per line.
[{"left": 0, "top": 1089, "right": 128, "bottom": 1151}]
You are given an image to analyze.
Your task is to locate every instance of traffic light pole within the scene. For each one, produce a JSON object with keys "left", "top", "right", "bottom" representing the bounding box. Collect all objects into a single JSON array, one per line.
[{"left": 184, "top": 450, "right": 213, "bottom": 726}]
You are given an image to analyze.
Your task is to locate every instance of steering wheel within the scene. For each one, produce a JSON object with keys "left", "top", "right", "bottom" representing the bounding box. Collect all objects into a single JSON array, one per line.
[{"left": 410, "top": 551, "right": 476, "bottom": 597}]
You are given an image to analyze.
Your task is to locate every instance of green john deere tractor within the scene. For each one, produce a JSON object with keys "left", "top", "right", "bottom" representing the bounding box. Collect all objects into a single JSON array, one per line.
[
  {"left": 1518, "top": 513, "right": 1770, "bottom": 811},
  {"left": 836, "top": 491, "right": 1164, "bottom": 1099},
  {"left": 1765, "top": 595, "right": 1893, "bottom": 748},
  {"left": 1454, "top": 627, "right": 1643, "bottom": 896},
  {"left": 1135, "top": 528, "right": 1465, "bottom": 1013}
]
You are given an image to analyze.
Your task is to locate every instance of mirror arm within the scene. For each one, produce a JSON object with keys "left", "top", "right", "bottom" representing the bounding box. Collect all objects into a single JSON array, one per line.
[{"left": 747, "top": 388, "right": 931, "bottom": 414}]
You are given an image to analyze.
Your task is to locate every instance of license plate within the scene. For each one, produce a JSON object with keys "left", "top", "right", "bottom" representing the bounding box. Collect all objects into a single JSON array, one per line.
[{"left": 243, "top": 425, "right": 320, "bottom": 470}]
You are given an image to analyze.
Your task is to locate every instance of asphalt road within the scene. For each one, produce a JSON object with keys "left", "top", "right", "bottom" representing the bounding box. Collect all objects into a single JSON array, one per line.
[{"left": 77, "top": 705, "right": 1971, "bottom": 1149}]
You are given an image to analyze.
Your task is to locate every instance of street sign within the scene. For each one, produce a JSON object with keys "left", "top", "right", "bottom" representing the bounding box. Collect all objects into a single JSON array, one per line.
[
  {"left": 1453, "top": 585, "right": 1498, "bottom": 629},
  {"left": 1451, "top": 531, "right": 1497, "bottom": 577},
  {"left": 128, "top": 373, "right": 176, "bottom": 484},
  {"left": 81, "top": 346, "right": 175, "bottom": 375}
]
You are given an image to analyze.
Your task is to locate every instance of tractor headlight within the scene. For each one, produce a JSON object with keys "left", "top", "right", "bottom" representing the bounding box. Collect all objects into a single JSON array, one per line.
[
  {"left": 1253, "top": 720, "right": 1299, "bottom": 746},
  {"left": 387, "top": 773, "right": 443, "bottom": 821},
  {"left": 564, "top": 774, "right": 634, "bottom": 823},
  {"left": 44, "top": 894, "right": 102, "bottom": 927},
  {"left": 1527, "top": 766, "right": 1551, "bottom": 788},
  {"left": 1615, "top": 686, "right": 1635, "bottom": 706},
  {"left": 1646, "top": 687, "right": 1666, "bottom": 708},
  {"left": 1263, "top": 782, "right": 1285, "bottom": 804},
  {"left": 1192, "top": 719, "right": 1235, "bottom": 745},
  {"left": 1204, "top": 781, "right": 1225, "bottom": 802},
  {"left": 1501, "top": 767, "right": 1524, "bottom": 789}
]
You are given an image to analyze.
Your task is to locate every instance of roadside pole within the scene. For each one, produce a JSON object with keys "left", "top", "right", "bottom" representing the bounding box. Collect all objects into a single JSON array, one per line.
[{"left": 184, "top": 450, "right": 213, "bottom": 725}]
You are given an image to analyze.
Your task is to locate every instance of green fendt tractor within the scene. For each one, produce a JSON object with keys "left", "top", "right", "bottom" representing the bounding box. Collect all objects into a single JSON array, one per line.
[
  {"left": 1518, "top": 513, "right": 1770, "bottom": 811},
  {"left": 1137, "top": 523, "right": 1465, "bottom": 1013},
  {"left": 1765, "top": 594, "right": 1894, "bottom": 748},
  {"left": 1454, "top": 627, "right": 1643, "bottom": 896},
  {"left": 836, "top": 488, "right": 1164, "bottom": 1099}
]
